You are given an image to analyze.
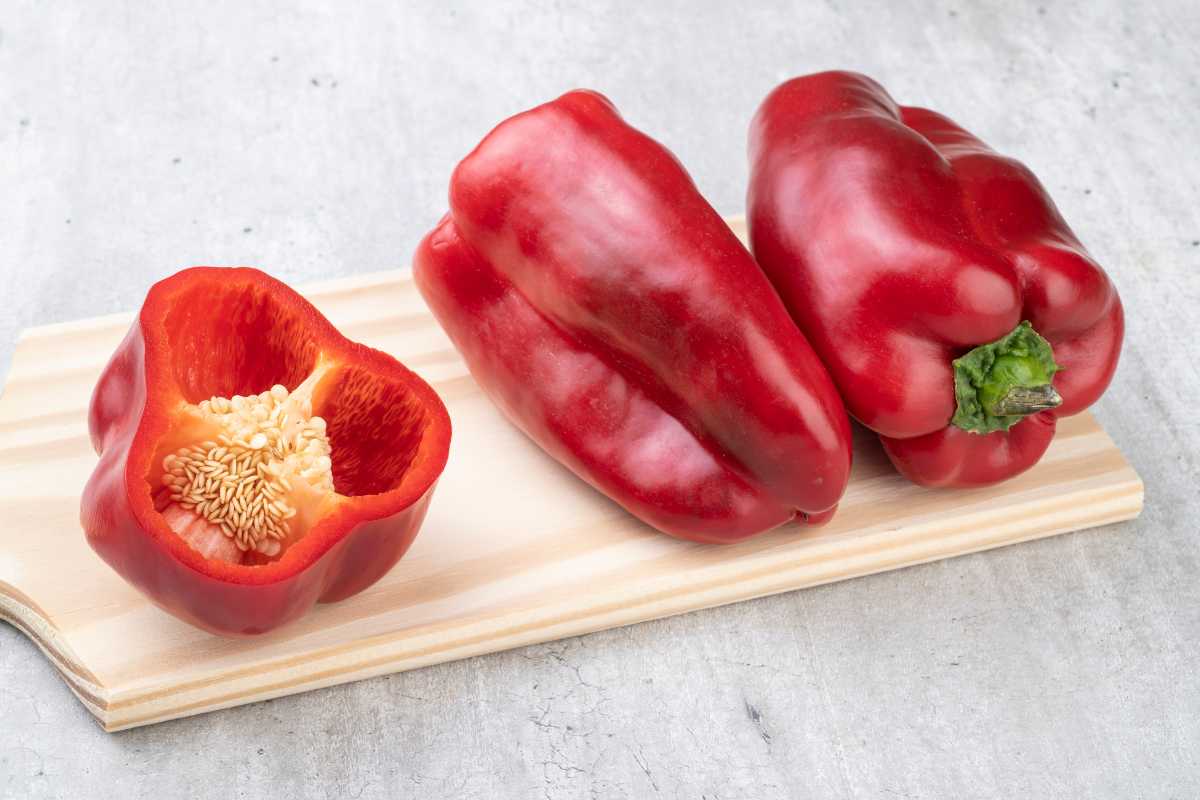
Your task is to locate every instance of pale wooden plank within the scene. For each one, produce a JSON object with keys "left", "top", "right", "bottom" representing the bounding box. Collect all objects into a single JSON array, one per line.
[{"left": 0, "top": 218, "right": 1143, "bottom": 731}]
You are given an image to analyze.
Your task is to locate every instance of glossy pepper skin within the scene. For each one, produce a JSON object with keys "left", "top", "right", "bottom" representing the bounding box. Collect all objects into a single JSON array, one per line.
[
  {"left": 81, "top": 268, "right": 451, "bottom": 636},
  {"left": 747, "top": 71, "right": 1123, "bottom": 487},
  {"left": 414, "top": 90, "right": 852, "bottom": 543}
]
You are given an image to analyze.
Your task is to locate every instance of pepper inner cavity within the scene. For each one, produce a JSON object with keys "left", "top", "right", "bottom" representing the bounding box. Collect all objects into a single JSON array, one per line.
[{"left": 159, "top": 370, "right": 334, "bottom": 561}]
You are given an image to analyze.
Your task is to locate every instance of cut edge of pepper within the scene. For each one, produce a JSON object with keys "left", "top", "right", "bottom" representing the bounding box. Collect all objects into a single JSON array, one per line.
[{"left": 122, "top": 266, "right": 452, "bottom": 586}]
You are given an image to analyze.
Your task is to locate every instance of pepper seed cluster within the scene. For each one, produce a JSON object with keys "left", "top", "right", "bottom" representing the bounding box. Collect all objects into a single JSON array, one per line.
[{"left": 161, "top": 384, "right": 334, "bottom": 557}]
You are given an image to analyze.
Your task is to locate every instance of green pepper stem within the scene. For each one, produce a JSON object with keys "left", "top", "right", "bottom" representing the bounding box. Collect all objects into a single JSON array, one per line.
[
  {"left": 951, "top": 321, "right": 1062, "bottom": 435},
  {"left": 989, "top": 384, "right": 1062, "bottom": 417}
]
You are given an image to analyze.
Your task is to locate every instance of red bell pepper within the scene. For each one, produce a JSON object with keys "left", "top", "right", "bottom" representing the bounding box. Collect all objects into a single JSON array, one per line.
[
  {"left": 747, "top": 71, "right": 1124, "bottom": 487},
  {"left": 81, "top": 268, "right": 451, "bottom": 635},
  {"left": 414, "top": 90, "right": 852, "bottom": 543}
]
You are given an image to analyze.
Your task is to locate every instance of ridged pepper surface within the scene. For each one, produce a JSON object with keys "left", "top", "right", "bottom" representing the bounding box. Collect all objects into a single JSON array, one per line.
[
  {"left": 415, "top": 90, "right": 852, "bottom": 542},
  {"left": 748, "top": 71, "right": 1124, "bottom": 487}
]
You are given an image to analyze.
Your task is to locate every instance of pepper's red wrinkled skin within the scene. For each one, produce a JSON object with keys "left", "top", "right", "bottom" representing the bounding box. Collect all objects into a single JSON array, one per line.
[
  {"left": 748, "top": 71, "right": 1123, "bottom": 487},
  {"left": 81, "top": 268, "right": 451, "bottom": 636},
  {"left": 415, "top": 90, "right": 852, "bottom": 543}
]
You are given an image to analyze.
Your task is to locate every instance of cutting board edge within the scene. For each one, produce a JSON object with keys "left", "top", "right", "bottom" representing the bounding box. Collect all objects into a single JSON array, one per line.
[
  {"left": 0, "top": 585, "right": 111, "bottom": 725},
  {"left": 90, "top": 465, "right": 1142, "bottom": 732}
]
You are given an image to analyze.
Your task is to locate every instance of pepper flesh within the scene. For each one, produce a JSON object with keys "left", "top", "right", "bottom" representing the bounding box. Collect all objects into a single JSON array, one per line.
[
  {"left": 414, "top": 90, "right": 852, "bottom": 543},
  {"left": 81, "top": 268, "right": 451, "bottom": 636},
  {"left": 747, "top": 71, "right": 1124, "bottom": 487}
]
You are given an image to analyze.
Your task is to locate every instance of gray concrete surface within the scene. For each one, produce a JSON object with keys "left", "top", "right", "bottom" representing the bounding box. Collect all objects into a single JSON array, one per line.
[{"left": 2, "top": 0, "right": 1198, "bottom": 797}]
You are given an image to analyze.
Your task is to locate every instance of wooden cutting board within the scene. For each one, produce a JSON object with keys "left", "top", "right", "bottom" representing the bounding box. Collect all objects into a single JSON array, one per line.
[{"left": 0, "top": 218, "right": 1143, "bottom": 732}]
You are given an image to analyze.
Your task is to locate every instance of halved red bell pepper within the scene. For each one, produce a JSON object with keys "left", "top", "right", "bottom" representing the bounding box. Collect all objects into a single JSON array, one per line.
[
  {"left": 81, "top": 268, "right": 451, "bottom": 636},
  {"left": 414, "top": 90, "right": 852, "bottom": 543},
  {"left": 748, "top": 71, "right": 1124, "bottom": 487}
]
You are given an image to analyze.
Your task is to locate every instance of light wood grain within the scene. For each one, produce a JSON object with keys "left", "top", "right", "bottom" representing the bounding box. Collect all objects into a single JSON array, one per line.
[{"left": 0, "top": 219, "right": 1143, "bottom": 732}]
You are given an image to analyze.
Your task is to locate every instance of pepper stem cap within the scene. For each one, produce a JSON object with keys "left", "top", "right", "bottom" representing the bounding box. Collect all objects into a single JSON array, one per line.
[{"left": 951, "top": 321, "right": 1062, "bottom": 434}]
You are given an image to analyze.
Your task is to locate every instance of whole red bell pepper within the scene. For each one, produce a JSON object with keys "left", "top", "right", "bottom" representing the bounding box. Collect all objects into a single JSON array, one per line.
[
  {"left": 747, "top": 71, "right": 1124, "bottom": 487},
  {"left": 81, "top": 267, "right": 451, "bottom": 635},
  {"left": 414, "top": 89, "right": 852, "bottom": 543}
]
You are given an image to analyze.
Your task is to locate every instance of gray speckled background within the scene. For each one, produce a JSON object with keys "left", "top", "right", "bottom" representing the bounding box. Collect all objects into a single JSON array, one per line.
[{"left": 2, "top": 1, "right": 1198, "bottom": 797}]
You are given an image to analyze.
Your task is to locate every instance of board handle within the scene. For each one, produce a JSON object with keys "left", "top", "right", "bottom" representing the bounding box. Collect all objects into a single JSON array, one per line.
[{"left": 0, "top": 583, "right": 112, "bottom": 726}]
